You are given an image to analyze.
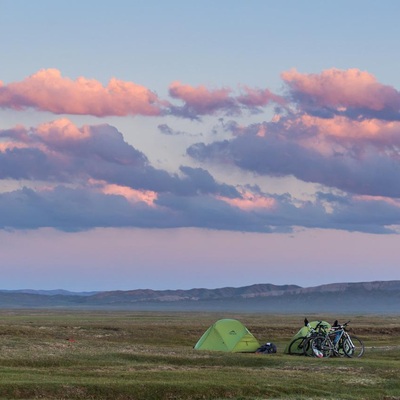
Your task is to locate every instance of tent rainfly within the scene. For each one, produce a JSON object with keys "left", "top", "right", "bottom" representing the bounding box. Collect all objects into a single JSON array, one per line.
[
  {"left": 194, "top": 318, "right": 260, "bottom": 353},
  {"left": 284, "top": 320, "right": 331, "bottom": 354}
]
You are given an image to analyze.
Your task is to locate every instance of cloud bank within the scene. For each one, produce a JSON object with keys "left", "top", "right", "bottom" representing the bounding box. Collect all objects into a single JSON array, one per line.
[
  {"left": 1, "top": 68, "right": 400, "bottom": 233},
  {"left": 0, "top": 69, "right": 162, "bottom": 117},
  {"left": 282, "top": 68, "right": 400, "bottom": 120},
  {"left": 0, "top": 69, "right": 284, "bottom": 118}
]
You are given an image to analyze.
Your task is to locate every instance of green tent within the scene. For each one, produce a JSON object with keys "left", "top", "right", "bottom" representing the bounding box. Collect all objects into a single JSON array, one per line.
[
  {"left": 194, "top": 319, "right": 260, "bottom": 353},
  {"left": 284, "top": 320, "right": 331, "bottom": 354}
]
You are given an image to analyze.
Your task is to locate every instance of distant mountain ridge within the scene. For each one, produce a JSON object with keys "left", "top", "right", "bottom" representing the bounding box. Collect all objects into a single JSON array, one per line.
[
  {"left": 1, "top": 281, "right": 399, "bottom": 313},
  {"left": 0, "top": 289, "right": 97, "bottom": 296}
]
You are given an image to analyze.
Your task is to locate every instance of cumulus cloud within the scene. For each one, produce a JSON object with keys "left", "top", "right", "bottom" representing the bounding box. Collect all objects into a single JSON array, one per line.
[
  {"left": 0, "top": 69, "right": 162, "bottom": 116},
  {"left": 0, "top": 186, "right": 168, "bottom": 231},
  {"left": 2, "top": 119, "right": 397, "bottom": 233},
  {"left": 3, "top": 68, "right": 400, "bottom": 234},
  {"left": 0, "top": 185, "right": 275, "bottom": 232},
  {"left": 0, "top": 70, "right": 285, "bottom": 119},
  {"left": 167, "top": 81, "right": 242, "bottom": 119},
  {"left": 167, "top": 81, "right": 285, "bottom": 118},
  {"left": 236, "top": 86, "right": 286, "bottom": 108},
  {"left": 0, "top": 119, "right": 241, "bottom": 197},
  {"left": 0, "top": 119, "right": 149, "bottom": 183},
  {"left": 188, "top": 117, "right": 400, "bottom": 198},
  {"left": 2, "top": 183, "right": 396, "bottom": 233},
  {"left": 187, "top": 68, "right": 400, "bottom": 201},
  {"left": 2, "top": 67, "right": 400, "bottom": 121},
  {"left": 282, "top": 68, "right": 400, "bottom": 120}
]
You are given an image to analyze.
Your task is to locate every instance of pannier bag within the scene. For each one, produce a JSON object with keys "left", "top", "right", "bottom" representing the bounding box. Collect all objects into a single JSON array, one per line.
[{"left": 256, "top": 342, "right": 277, "bottom": 354}]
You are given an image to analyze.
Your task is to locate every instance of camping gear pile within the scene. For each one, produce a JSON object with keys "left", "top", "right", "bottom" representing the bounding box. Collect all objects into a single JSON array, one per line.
[
  {"left": 255, "top": 342, "right": 277, "bottom": 354},
  {"left": 194, "top": 318, "right": 363, "bottom": 358}
]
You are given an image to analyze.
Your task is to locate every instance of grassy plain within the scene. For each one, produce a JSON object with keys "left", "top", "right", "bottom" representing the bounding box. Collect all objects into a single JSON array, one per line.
[{"left": 0, "top": 310, "right": 399, "bottom": 399}]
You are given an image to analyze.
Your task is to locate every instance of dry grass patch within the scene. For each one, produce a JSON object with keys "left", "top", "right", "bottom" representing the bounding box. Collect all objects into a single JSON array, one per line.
[{"left": 0, "top": 310, "right": 398, "bottom": 399}]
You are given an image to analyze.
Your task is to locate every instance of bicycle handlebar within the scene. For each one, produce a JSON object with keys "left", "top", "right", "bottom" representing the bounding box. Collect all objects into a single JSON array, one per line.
[{"left": 332, "top": 320, "right": 351, "bottom": 330}]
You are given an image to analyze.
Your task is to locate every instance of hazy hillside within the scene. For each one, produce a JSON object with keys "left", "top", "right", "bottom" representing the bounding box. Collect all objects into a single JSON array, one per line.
[{"left": 1, "top": 281, "right": 399, "bottom": 313}]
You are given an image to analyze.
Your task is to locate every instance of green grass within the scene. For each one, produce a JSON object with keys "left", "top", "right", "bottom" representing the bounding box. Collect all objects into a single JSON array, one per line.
[{"left": 0, "top": 310, "right": 398, "bottom": 399}]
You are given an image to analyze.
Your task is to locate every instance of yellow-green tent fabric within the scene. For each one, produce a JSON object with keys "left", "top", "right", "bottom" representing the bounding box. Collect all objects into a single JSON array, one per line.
[
  {"left": 284, "top": 320, "right": 331, "bottom": 354},
  {"left": 194, "top": 319, "right": 260, "bottom": 352}
]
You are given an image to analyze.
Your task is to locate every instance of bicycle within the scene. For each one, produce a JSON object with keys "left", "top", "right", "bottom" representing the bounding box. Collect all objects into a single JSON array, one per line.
[
  {"left": 309, "top": 320, "right": 365, "bottom": 358},
  {"left": 287, "top": 320, "right": 330, "bottom": 356}
]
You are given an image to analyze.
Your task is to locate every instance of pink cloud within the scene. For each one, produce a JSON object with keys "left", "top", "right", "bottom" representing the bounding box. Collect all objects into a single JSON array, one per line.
[
  {"left": 1, "top": 119, "right": 94, "bottom": 155},
  {"left": 90, "top": 179, "right": 158, "bottom": 206},
  {"left": 282, "top": 68, "right": 400, "bottom": 112},
  {"left": 299, "top": 115, "right": 400, "bottom": 145},
  {"left": 1, "top": 70, "right": 283, "bottom": 119},
  {"left": 0, "top": 69, "right": 162, "bottom": 116},
  {"left": 218, "top": 191, "right": 276, "bottom": 211},
  {"left": 168, "top": 82, "right": 284, "bottom": 117},
  {"left": 353, "top": 195, "right": 400, "bottom": 208},
  {"left": 36, "top": 118, "right": 91, "bottom": 143},
  {"left": 237, "top": 86, "right": 286, "bottom": 107},
  {"left": 169, "top": 81, "right": 234, "bottom": 115},
  {"left": 0, "top": 142, "right": 28, "bottom": 152},
  {"left": 280, "top": 115, "right": 400, "bottom": 156}
]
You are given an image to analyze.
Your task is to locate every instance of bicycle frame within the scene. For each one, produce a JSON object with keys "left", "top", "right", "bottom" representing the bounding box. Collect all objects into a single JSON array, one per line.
[
  {"left": 310, "top": 320, "right": 364, "bottom": 358},
  {"left": 292, "top": 320, "right": 365, "bottom": 358},
  {"left": 328, "top": 328, "right": 346, "bottom": 355},
  {"left": 287, "top": 321, "right": 330, "bottom": 355}
]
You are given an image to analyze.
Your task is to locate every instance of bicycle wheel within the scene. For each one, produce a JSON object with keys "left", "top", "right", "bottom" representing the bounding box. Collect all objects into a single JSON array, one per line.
[
  {"left": 343, "top": 336, "right": 365, "bottom": 358},
  {"left": 311, "top": 335, "right": 333, "bottom": 358},
  {"left": 303, "top": 337, "right": 314, "bottom": 357},
  {"left": 288, "top": 337, "right": 306, "bottom": 355}
]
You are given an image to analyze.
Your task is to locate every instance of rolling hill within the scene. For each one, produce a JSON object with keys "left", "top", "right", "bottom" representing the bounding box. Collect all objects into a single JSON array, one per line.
[{"left": 0, "top": 281, "right": 399, "bottom": 313}]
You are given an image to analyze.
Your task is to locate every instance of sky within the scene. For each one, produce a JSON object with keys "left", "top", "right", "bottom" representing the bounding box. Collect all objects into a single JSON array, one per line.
[{"left": 1, "top": 0, "right": 400, "bottom": 291}]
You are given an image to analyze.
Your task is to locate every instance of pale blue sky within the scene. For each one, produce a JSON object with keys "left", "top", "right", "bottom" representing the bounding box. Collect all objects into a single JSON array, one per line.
[{"left": 3, "top": 1, "right": 400, "bottom": 87}]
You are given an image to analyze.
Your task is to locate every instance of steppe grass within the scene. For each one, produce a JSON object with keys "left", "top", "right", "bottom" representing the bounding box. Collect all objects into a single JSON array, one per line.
[{"left": 0, "top": 310, "right": 399, "bottom": 399}]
